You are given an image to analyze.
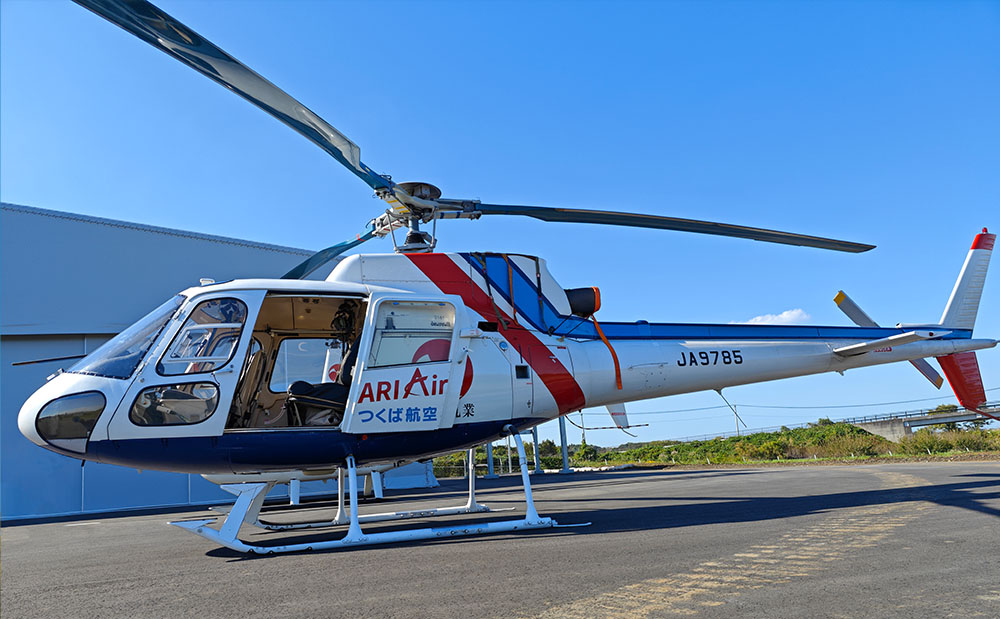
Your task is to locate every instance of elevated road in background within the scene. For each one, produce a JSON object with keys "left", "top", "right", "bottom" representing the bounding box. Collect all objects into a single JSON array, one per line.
[
  {"left": 674, "top": 400, "right": 999, "bottom": 443},
  {"left": 845, "top": 402, "right": 999, "bottom": 442},
  {"left": 3, "top": 462, "right": 1000, "bottom": 618}
]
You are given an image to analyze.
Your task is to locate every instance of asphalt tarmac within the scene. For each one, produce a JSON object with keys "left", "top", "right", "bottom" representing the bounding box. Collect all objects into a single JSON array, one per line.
[{"left": 3, "top": 462, "right": 1000, "bottom": 618}]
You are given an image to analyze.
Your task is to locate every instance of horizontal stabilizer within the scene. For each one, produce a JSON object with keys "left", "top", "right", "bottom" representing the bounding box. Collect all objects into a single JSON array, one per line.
[
  {"left": 936, "top": 351, "right": 989, "bottom": 413},
  {"left": 833, "top": 330, "right": 950, "bottom": 357}
]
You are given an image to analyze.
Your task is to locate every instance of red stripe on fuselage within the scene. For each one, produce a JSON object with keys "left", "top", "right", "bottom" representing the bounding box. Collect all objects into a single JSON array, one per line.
[{"left": 407, "top": 254, "right": 587, "bottom": 414}]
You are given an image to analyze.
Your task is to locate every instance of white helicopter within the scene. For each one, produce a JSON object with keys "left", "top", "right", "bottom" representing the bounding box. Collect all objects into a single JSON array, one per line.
[{"left": 18, "top": 0, "right": 997, "bottom": 554}]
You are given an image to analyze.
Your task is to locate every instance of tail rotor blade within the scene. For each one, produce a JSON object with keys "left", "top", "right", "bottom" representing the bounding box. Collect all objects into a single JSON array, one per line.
[
  {"left": 909, "top": 358, "right": 944, "bottom": 389},
  {"left": 833, "top": 290, "right": 944, "bottom": 389},
  {"left": 833, "top": 290, "right": 879, "bottom": 327}
]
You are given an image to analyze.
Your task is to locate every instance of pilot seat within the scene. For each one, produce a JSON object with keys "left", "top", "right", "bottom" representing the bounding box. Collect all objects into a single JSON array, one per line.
[{"left": 283, "top": 336, "right": 360, "bottom": 426}]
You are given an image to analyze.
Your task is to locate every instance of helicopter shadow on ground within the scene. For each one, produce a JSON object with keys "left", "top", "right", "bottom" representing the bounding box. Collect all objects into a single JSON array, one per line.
[
  {"left": 249, "top": 468, "right": 768, "bottom": 517},
  {"left": 550, "top": 472, "right": 1000, "bottom": 537},
  {"left": 523, "top": 468, "right": 771, "bottom": 495},
  {"left": 201, "top": 470, "right": 729, "bottom": 560},
  {"left": 441, "top": 467, "right": 773, "bottom": 496},
  {"left": 206, "top": 468, "right": 1000, "bottom": 560}
]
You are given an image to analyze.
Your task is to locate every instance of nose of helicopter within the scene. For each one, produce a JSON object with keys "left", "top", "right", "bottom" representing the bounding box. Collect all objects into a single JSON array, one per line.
[
  {"left": 18, "top": 375, "right": 108, "bottom": 456},
  {"left": 18, "top": 383, "right": 53, "bottom": 448},
  {"left": 18, "top": 403, "right": 44, "bottom": 448}
]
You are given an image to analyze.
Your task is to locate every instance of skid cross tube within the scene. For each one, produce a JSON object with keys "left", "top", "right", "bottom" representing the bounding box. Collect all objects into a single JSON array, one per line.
[
  {"left": 170, "top": 443, "right": 554, "bottom": 553},
  {"left": 244, "top": 450, "right": 503, "bottom": 532}
]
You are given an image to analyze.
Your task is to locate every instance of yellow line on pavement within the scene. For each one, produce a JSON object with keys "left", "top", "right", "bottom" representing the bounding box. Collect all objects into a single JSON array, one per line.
[{"left": 531, "top": 471, "right": 928, "bottom": 618}]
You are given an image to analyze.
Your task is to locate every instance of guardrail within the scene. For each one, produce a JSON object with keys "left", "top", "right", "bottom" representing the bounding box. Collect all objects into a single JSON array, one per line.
[
  {"left": 671, "top": 401, "right": 999, "bottom": 443},
  {"left": 839, "top": 401, "right": 999, "bottom": 424}
]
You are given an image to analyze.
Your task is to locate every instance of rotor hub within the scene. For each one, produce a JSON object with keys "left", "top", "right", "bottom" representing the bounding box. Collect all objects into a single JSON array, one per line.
[{"left": 398, "top": 182, "right": 442, "bottom": 201}]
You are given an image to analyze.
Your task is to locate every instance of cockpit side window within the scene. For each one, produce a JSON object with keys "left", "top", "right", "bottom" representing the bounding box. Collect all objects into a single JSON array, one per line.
[
  {"left": 367, "top": 301, "right": 455, "bottom": 368},
  {"left": 157, "top": 297, "right": 248, "bottom": 376},
  {"left": 130, "top": 382, "right": 219, "bottom": 426}
]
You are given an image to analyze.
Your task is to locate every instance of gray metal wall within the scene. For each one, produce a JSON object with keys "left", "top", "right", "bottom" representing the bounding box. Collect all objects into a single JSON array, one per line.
[{"left": 0, "top": 203, "right": 338, "bottom": 520}]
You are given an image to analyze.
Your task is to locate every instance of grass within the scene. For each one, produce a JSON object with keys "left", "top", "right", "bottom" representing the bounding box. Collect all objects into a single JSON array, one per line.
[{"left": 432, "top": 423, "right": 1000, "bottom": 476}]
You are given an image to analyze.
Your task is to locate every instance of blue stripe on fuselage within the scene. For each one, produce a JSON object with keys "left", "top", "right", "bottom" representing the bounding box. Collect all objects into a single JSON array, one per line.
[{"left": 458, "top": 253, "right": 971, "bottom": 342}]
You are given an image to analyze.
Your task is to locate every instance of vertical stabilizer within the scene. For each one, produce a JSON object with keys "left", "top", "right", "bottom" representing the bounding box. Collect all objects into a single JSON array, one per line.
[
  {"left": 936, "top": 352, "right": 988, "bottom": 412},
  {"left": 939, "top": 229, "right": 995, "bottom": 330},
  {"left": 606, "top": 404, "right": 629, "bottom": 429}
]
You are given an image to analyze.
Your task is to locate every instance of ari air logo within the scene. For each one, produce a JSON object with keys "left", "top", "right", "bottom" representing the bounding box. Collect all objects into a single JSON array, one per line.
[{"left": 357, "top": 367, "right": 448, "bottom": 403}]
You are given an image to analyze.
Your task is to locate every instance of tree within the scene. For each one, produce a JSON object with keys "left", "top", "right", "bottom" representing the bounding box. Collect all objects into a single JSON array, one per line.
[
  {"left": 573, "top": 439, "right": 599, "bottom": 462},
  {"left": 538, "top": 439, "right": 559, "bottom": 457},
  {"left": 963, "top": 418, "right": 990, "bottom": 431},
  {"left": 928, "top": 404, "right": 960, "bottom": 431},
  {"left": 928, "top": 404, "right": 959, "bottom": 415}
]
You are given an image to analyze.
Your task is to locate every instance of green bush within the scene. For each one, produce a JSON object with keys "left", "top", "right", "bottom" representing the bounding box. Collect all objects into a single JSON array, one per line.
[
  {"left": 573, "top": 440, "right": 599, "bottom": 463},
  {"left": 944, "top": 430, "right": 998, "bottom": 452},
  {"left": 900, "top": 429, "right": 953, "bottom": 454},
  {"left": 820, "top": 434, "right": 886, "bottom": 457},
  {"left": 737, "top": 440, "right": 786, "bottom": 460},
  {"left": 540, "top": 456, "right": 564, "bottom": 469},
  {"left": 431, "top": 423, "right": 999, "bottom": 473}
]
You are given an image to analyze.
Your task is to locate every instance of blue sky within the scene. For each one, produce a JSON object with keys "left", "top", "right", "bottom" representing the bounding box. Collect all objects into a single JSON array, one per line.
[{"left": 3, "top": 0, "right": 998, "bottom": 446}]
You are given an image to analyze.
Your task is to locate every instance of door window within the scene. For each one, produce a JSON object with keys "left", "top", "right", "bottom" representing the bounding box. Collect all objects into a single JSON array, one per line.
[{"left": 367, "top": 302, "right": 455, "bottom": 368}]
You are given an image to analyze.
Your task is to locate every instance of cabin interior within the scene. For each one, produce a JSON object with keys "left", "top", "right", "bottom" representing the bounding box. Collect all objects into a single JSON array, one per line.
[{"left": 226, "top": 294, "right": 368, "bottom": 430}]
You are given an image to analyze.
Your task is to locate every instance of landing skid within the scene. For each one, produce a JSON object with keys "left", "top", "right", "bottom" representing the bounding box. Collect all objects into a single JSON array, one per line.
[{"left": 170, "top": 428, "right": 563, "bottom": 553}]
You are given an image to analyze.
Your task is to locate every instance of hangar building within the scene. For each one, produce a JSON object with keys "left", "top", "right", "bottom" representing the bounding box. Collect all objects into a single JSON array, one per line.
[{"left": 0, "top": 203, "right": 433, "bottom": 521}]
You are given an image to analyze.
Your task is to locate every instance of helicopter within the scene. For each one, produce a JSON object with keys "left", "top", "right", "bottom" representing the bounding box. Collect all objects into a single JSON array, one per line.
[{"left": 17, "top": 0, "right": 997, "bottom": 554}]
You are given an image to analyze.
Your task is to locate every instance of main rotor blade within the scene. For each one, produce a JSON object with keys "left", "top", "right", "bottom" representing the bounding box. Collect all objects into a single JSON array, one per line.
[
  {"left": 281, "top": 228, "right": 377, "bottom": 280},
  {"left": 74, "top": 0, "right": 391, "bottom": 192},
  {"left": 472, "top": 204, "right": 875, "bottom": 253}
]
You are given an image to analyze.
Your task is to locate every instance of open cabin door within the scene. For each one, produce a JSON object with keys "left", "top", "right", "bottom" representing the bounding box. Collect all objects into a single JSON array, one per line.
[{"left": 341, "top": 295, "right": 466, "bottom": 434}]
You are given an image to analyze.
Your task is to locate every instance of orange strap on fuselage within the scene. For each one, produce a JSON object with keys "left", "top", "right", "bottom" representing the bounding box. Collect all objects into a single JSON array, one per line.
[{"left": 591, "top": 316, "right": 622, "bottom": 390}]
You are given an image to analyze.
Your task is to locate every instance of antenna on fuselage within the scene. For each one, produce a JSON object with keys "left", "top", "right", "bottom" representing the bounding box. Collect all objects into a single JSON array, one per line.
[{"left": 716, "top": 389, "right": 747, "bottom": 437}]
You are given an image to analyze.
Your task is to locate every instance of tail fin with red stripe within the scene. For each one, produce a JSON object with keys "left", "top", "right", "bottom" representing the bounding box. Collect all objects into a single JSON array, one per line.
[
  {"left": 939, "top": 228, "right": 994, "bottom": 331},
  {"left": 935, "top": 228, "right": 996, "bottom": 417}
]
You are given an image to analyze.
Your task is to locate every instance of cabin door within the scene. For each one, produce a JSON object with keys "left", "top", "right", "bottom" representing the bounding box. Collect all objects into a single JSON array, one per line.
[{"left": 341, "top": 296, "right": 465, "bottom": 434}]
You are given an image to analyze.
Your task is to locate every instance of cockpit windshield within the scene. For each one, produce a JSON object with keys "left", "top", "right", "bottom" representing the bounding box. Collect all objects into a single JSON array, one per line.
[{"left": 69, "top": 295, "right": 185, "bottom": 380}]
